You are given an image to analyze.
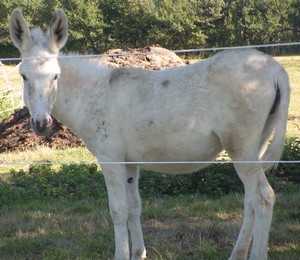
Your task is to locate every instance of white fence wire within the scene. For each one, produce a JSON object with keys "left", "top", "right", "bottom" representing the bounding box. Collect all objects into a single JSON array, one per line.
[
  {"left": 0, "top": 42, "right": 300, "bottom": 166},
  {"left": 1, "top": 160, "right": 300, "bottom": 166}
]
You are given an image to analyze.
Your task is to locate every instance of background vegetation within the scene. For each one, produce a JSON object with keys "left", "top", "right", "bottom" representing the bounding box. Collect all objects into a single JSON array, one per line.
[{"left": 1, "top": 0, "right": 300, "bottom": 58}]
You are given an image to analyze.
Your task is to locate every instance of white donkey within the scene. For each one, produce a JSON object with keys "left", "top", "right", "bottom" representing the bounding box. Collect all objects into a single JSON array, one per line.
[{"left": 10, "top": 9, "right": 290, "bottom": 260}]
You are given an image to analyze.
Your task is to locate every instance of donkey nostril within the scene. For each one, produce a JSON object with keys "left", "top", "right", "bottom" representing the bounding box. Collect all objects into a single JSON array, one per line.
[
  {"left": 43, "top": 118, "right": 50, "bottom": 128},
  {"left": 30, "top": 116, "right": 52, "bottom": 135},
  {"left": 31, "top": 118, "right": 36, "bottom": 126},
  {"left": 36, "top": 119, "right": 42, "bottom": 128}
]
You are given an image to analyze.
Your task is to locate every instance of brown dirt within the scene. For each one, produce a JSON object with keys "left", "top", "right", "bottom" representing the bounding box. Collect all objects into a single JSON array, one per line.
[
  {"left": 0, "top": 46, "right": 187, "bottom": 153},
  {"left": 0, "top": 107, "right": 83, "bottom": 153},
  {"left": 99, "top": 46, "right": 186, "bottom": 69}
]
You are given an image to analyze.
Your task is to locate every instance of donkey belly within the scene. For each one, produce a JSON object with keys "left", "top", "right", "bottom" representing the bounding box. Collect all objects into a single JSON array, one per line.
[
  {"left": 141, "top": 159, "right": 218, "bottom": 174},
  {"left": 127, "top": 131, "right": 223, "bottom": 174}
]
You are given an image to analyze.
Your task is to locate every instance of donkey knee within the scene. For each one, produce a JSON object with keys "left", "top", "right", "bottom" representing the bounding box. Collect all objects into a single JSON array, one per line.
[
  {"left": 109, "top": 204, "right": 128, "bottom": 225},
  {"left": 257, "top": 184, "right": 275, "bottom": 211}
]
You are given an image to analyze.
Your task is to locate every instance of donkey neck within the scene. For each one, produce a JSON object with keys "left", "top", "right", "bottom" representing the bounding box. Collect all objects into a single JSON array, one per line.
[{"left": 52, "top": 56, "right": 111, "bottom": 133}]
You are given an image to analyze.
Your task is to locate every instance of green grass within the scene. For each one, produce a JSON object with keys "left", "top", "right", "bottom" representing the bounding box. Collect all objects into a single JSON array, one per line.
[
  {"left": 0, "top": 162, "right": 298, "bottom": 259},
  {"left": 0, "top": 192, "right": 299, "bottom": 259},
  {"left": 0, "top": 146, "right": 96, "bottom": 175}
]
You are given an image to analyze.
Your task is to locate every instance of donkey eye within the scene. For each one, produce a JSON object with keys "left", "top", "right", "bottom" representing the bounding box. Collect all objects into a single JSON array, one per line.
[
  {"left": 21, "top": 74, "right": 28, "bottom": 81},
  {"left": 54, "top": 74, "right": 59, "bottom": 80}
]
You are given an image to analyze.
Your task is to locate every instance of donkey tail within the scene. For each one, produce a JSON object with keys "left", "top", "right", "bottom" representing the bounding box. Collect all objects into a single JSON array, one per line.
[{"left": 259, "top": 68, "right": 290, "bottom": 171}]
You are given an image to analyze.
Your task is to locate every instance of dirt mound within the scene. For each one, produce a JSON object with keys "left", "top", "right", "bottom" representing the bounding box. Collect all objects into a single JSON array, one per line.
[
  {"left": 0, "top": 46, "right": 186, "bottom": 153},
  {"left": 99, "top": 46, "right": 186, "bottom": 69},
  {"left": 0, "top": 107, "right": 83, "bottom": 153}
]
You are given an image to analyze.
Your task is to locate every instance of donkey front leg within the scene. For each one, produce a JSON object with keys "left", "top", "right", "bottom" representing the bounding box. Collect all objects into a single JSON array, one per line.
[{"left": 102, "top": 164, "right": 130, "bottom": 260}]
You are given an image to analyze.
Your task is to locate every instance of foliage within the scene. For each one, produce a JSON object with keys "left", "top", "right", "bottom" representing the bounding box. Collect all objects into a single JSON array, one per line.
[
  {"left": 0, "top": 164, "right": 107, "bottom": 206},
  {"left": 273, "top": 136, "right": 300, "bottom": 183},
  {"left": 59, "top": 0, "right": 106, "bottom": 53},
  {"left": 281, "top": 136, "right": 300, "bottom": 164},
  {"left": 1, "top": 0, "right": 300, "bottom": 57},
  {"left": 220, "top": 0, "right": 293, "bottom": 46},
  {"left": 140, "top": 163, "right": 242, "bottom": 198}
]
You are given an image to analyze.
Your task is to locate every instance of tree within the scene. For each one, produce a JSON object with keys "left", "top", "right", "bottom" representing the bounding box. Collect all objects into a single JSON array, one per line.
[
  {"left": 56, "top": 0, "right": 105, "bottom": 53},
  {"left": 100, "top": 0, "right": 158, "bottom": 50},
  {"left": 150, "top": 0, "right": 208, "bottom": 49},
  {"left": 0, "top": 0, "right": 49, "bottom": 57},
  {"left": 222, "top": 0, "right": 294, "bottom": 48}
]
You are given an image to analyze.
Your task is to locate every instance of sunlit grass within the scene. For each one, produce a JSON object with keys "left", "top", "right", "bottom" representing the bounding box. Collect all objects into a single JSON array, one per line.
[
  {"left": 274, "top": 56, "right": 300, "bottom": 137},
  {"left": 0, "top": 189, "right": 299, "bottom": 259},
  {"left": 0, "top": 146, "right": 97, "bottom": 175}
]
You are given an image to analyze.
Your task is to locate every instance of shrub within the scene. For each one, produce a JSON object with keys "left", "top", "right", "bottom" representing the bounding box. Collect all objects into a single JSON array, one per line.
[
  {"left": 140, "top": 163, "right": 242, "bottom": 198},
  {"left": 279, "top": 136, "right": 300, "bottom": 175},
  {"left": 0, "top": 164, "right": 107, "bottom": 206}
]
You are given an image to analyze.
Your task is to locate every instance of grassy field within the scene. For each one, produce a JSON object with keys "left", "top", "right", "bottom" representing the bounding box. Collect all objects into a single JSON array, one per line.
[
  {"left": 0, "top": 146, "right": 97, "bottom": 175},
  {"left": 0, "top": 192, "right": 299, "bottom": 259}
]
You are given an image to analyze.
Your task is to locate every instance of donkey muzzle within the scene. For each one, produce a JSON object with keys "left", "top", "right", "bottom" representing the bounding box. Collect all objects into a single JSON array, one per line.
[{"left": 31, "top": 116, "right": 53, "bottom": 136}]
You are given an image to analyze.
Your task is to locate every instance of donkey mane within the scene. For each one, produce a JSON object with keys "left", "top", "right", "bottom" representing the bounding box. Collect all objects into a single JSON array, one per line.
[{"left": 30, "top": 28, "right": 48, "bottom": 47}]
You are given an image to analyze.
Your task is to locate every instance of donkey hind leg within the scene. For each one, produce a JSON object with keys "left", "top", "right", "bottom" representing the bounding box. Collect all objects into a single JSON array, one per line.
[
  {"left": 102, "top": 164, "right": 130, "bottom": 260},
  {"left": 229, "top": 163, "right": 275, "bottom": 260},
  {"left": 126, "top": 165, "right": 146, "bottom": 260}
]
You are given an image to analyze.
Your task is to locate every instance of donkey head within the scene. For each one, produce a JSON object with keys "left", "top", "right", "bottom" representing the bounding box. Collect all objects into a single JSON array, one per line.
[{"left": 10, "top": 9, "right": 68, "bottom": 135}]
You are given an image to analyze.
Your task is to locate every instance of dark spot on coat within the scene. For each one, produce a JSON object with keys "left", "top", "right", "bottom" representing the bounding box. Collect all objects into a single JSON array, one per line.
[
  {"left": 148, "top": 120, "right": 154, "bottom": 126},
  {"left": 109, "top": 68, "right": 130, "bottom": 84},
  {"left": 161, "top": 80, "right": 170, "bottom": 88},
  {"left": 127, "top": 177, "right": 134, "bottom": 184}
]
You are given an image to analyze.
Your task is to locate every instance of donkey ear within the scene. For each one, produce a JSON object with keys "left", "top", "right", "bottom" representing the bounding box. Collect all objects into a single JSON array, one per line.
[
  {"left": 48, "top": 9, "right": 68, "bottom": 53},
  {"left": 10, "top": 9, "right": 32, "bottom": 52}
]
